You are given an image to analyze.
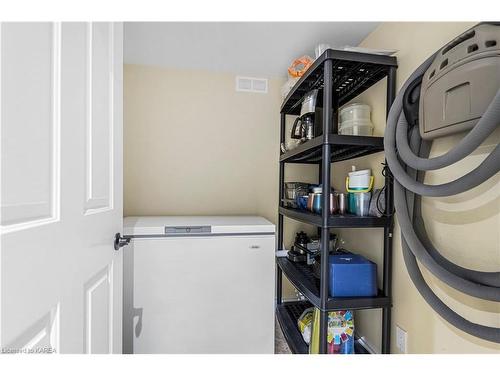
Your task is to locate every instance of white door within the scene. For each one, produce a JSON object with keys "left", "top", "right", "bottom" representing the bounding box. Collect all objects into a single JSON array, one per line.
[{"left": 0, "top": 22, "right": 123, "bottom": 354}]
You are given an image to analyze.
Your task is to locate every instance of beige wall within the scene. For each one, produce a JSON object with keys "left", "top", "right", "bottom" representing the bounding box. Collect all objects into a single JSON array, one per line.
[
  {"left": 123, "top": 64, "right": 318, "bottom": 222},
  {"left": 124, "top": 22, "right": 500, "bottom": 354},
  {"left": 331, "top": 22, "right": 500, "bottom": 353},
  {"left": 123, "top": 65, "right": 279, "bottom": 220}
]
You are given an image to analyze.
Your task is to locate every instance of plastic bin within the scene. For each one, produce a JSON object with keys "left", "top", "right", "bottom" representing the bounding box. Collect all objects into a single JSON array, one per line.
[
  {"left": 284, "top": 182, "right": 309, "bottom": 200},
  {"left": 339, "top": 103, "right": 371, "bottom": 122},
  {"left": 347, "top": 168, "right": 372, "bottom": 189},
  {"left": 339, "top": 119, "right": 374, "bottom": 136},
  {"left": 329, "top": 253, "right": 377, "bottom": 297}
]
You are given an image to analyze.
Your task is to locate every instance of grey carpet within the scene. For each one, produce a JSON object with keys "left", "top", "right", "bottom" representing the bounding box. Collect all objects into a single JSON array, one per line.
[{"left": 274, "top": 318, "right": 292, "bottom": 354}]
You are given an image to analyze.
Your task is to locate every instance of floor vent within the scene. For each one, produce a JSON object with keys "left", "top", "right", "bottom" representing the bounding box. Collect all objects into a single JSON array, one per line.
[{"left": 236, "top": 76, "right": 268, "bottom": 94}]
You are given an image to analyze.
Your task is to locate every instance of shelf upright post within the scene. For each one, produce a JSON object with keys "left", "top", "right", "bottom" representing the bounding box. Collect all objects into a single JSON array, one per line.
[
  {"left": 277, "top": 112, "right": 286, "bottom": 305},
  {"left": 381, "top": 66, "right": 397, "bottom": 354},
  {"left": 319, "top": 58, "right": 333, "bottom": 354},
  {"left": 317, "top": 163, "right": 322, "bottom": 237}
]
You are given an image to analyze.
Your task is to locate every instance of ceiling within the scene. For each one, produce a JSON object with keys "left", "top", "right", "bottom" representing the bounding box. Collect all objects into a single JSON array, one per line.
[{"left": 124, "top": 22, "right": 379, "bottom": 78}]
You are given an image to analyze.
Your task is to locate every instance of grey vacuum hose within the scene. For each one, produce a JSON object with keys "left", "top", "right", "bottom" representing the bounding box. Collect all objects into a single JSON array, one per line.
[{"left": 384, "top": 49, "right": 500, "bottom": 342}]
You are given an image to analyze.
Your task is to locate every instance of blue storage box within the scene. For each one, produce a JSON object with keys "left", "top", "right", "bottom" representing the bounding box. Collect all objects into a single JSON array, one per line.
[{"left": 329, "top": 254, "right": 377, "bottom": 297}]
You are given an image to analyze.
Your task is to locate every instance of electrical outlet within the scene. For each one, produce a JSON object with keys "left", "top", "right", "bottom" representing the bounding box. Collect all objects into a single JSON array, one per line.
[{"left": 396, "top": 325, "right": 408, "bottom": 353}]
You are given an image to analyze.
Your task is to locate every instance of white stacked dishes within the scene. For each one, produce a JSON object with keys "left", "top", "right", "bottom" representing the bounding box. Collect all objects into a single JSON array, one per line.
[{"left": 339, "top": 103, "right": 374, "bottom": 136}]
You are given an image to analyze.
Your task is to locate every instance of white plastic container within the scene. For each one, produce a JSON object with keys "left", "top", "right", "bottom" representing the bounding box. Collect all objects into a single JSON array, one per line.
[
  {"left": 348, "top": 168, "right": 372, "bottom": 189},
  {"left": 340, "top": 103, "right": 371, "bottom": 122},
  {"left": 339, "top": 119, "right": 374, "bottom": 136},
  {"left": 339, "top": 103, "right": 374, "bottom": 136}
]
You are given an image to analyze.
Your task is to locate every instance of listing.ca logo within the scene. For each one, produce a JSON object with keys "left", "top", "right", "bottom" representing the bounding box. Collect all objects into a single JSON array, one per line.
[{"left": 1, "top": 347, "right": 56, "bottom": 354}]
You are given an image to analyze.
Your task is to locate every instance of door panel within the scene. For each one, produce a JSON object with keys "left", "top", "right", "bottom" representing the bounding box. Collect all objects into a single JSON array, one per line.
[
  {"left": 5, "top": 305, "right": 60, "bottom": 354},
  {"left": 1, "top": 22, "right": 60, "bottom": 229},
  {"left": 84, "top": 266, "right": 112, "bottom": 354},
  {"left": 84, "top": 23, "right": 113, "bottom": 213},
  {"left": 0, "top": 22, "right": 123, "bottom": 354}
]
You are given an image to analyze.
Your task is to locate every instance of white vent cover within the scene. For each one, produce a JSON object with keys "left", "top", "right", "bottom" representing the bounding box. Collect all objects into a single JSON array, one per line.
[{"left": 236, "top": 76, "right": 268, "bottom": 94}]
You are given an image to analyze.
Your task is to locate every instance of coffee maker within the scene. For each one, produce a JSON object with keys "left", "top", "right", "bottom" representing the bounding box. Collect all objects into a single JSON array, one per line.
[{"left": 291, "top": 89, "right": 326, "bottom": 141}]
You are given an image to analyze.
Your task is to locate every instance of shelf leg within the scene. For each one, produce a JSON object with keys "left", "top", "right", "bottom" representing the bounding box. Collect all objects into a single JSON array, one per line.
[
  {"left": 382, "top": 307, "right": 391, "bottom": 354},
  {"left": 316, "top": 163, "right": 322, "bottom": 237},
  {"left": 382, "top": 174, "right": 394, "bottom": 354},
  {"left": 278, "top": 112, "right": 286, "bottom": 250},
  {"left": 318, "top": 58, "right": 333, "bottom": 354},
  {"left": 319, "top": 308, "right": 329, "bottom": 354},
  {"left": 277, "top": 112, "right": 286, "bottom": 306},
  {"left": 381, "top": 65, "right": 397, "bottom": 354},
  {"left": 382, "top": 175, "right": 394, "bottom": 354},
  {"left": 319, "top": 145, "right": 332, "bottom": 354},
  {"left": 276, "top": 267, "right": 283, "bottom": 305},
  {"left": 386, "top": 66, "right": 397, "bottom": 116}
]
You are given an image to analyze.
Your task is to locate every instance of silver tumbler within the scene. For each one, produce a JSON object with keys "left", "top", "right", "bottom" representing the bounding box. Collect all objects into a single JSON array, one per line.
[{"left": 337, "top": 193, "right": 347, "bottom": 215}]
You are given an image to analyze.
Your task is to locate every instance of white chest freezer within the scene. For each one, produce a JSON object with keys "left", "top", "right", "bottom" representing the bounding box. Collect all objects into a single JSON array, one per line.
[{"left": 122, "top": 216, "right": 276, "bottom": 354}]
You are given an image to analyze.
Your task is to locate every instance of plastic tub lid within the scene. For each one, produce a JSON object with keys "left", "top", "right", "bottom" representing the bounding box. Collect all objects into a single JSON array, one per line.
[
  {"left": 340, "top": 103, "right": 371, "bottom": 114},
  {"left": 348, "top": 169, "right": 371, "bottom": 177},
  {"left": 329, "top": 253, "right": 373, "bottom": 264}
]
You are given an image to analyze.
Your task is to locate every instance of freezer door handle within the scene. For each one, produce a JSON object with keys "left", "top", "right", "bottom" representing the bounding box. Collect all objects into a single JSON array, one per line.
[{"left": 164, "top": 226, "right": 211, "bottom": 235}]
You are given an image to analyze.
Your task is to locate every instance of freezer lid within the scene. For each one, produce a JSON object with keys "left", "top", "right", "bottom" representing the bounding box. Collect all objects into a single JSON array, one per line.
[{"left": 123, "top": 216, "right": 275, "bottom": 236}]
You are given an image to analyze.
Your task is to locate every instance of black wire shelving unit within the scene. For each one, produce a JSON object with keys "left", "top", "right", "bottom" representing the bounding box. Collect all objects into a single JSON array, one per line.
[{"left": 276, "top": 49, "right": 397, "bottom": 354}]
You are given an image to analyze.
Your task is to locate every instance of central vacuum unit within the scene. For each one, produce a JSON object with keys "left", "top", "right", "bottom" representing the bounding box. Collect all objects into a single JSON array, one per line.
[
  {"left": 385, "top": 22, "right": 500, "bottom": 343},
  {"left": 122, "top": 216, "right": 275, "bottom": 353}
]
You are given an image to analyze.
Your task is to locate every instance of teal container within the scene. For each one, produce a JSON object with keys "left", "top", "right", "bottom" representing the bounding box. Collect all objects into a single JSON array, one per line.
[
  {"left": 348, "top": 192, "right": 372, "bottom": 216},
  {"left": 347, "top": 188, "right": 365, "bottom": 214}
]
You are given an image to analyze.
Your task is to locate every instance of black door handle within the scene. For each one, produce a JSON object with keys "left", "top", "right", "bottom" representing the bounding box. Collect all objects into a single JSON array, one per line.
[{"left": 114, "top": 233, "right": 131, "bottom": 251}]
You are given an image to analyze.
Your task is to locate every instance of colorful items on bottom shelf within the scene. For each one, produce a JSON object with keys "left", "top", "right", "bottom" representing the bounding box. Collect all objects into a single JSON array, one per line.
[
  {"left": 298, "top": 308, "right": 355, "bottom": 354},
  {"left": 297, "top": 307, "right": 314, "bottom": 345}
]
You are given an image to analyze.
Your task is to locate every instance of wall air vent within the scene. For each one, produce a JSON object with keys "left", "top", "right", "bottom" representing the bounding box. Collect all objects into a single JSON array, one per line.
[{"left": 236, "top": 76, "right": 268, "bottom": 94}]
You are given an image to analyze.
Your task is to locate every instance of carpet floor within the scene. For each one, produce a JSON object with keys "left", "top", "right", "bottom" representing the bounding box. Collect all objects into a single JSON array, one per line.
[{"left": 274, "top": 318, "right": 292, "bottom": 354}]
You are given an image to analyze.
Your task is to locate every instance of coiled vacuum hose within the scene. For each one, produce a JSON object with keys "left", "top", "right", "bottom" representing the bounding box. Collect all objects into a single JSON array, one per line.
[{"left": 384, "top": 53, "right": 500, "bottom": 343}]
